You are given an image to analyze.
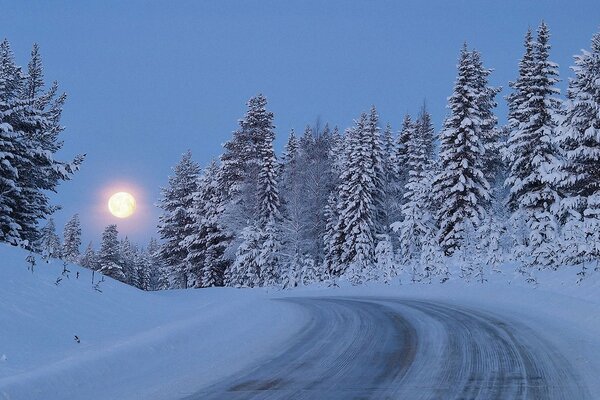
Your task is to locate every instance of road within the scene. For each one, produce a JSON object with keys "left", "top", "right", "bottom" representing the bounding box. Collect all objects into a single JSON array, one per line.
[{"left": 185, "top": 297, "right": 590, "bottom": 400}]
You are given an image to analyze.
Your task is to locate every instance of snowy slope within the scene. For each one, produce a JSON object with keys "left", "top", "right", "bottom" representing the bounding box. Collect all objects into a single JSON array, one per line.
[
  {"left": 0, "top": 245, "right": 306, "bottom": 400},
  {"left": 1, "top": 243, "right": 600, "bottom": 399}
]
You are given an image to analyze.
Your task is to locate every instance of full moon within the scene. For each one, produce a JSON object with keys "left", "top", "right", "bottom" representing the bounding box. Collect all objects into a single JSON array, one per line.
[{"left": 108, "top": 192, "right": 136, "bottom": 218}]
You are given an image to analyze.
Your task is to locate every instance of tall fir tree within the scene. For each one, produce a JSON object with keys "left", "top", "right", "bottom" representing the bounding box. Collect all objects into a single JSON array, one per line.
[
  {"left": 157, "top": 150, "right": 200, "bottom": 288},
  {"left": 555, "top": 31, "right": 600, "bottom": 266},
  {"left": 79, "top": 242, "right": 98, "bottom": 271},
  {"left": 396, "top": 111, "right": 434, "bottom": 271},
  {"left": 38, "top": 217, "right": 61, "bottom": 259},
  {"left": 0, "top": 41, "right": 83, "bottom": 248},
  {"left": 505, "top": 23, "right": 562, "bottom": 269},
  {"left": 98, "top": 224, "right": 125, "bottom": 281},
  {"left": 432, "top": 45, "right": 492, "bottom": 255},
  {"left": 329, "top": 112, "right": 380, "bottom": 282},
  {"left": 62, "top": 214, "right": 81, "bottom": 263}
]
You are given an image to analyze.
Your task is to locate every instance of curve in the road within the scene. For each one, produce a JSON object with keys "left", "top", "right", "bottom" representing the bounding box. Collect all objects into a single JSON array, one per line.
[{"left": 185, "top": 297, "right": 589, "bottom": 400}]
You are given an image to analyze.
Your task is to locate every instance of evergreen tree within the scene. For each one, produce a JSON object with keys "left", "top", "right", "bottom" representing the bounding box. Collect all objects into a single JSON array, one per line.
[
  {"left": 330, "top": 112, "right": 379, "bottom": 282},
  {"left": 416, "top": 102, "right": 435, "bottom": 163},
  {"left": 147, "top": 237, "right": 168, "bottom": 290},
  {"left": 38, "top": 217, "right": 61, "bottom": 259},
  {"left": 62, "top": 214, "right": 81, "bottom": 263},
  {"left": 219, "top": 94, "right": 275, "bottom": 227},
  {"left": 0, "top": 41, "right": 83, "bottom": 247},
  {"left": 157, "top": 150, "right": 199, "bottom": 288},
  {"left": 396, "top": 110, "right": 434, "bottom": 269},
  {"left": 184, "top": 160, "right": 229, "bottom": 288},
  {"left": 432, "top": 45, "right": 492, "bottom": 255},
  {"left": 505, "top": 23, "right": 562, "bottom": 269},
  {"left": 225, "top": 224, "right": 262, "bottom": 287},
  {"left": 396, "top": 115, "right": 413, "bottom": 196},
  {"left": 98, "top": 224, "right": 125, "bottom": 281},
  {"left": 119, "top": 237, "right": 137, "bottom": 286},
  {"left": 365, "top": 107, "right": 387, "bottom": 236},
  {"left": 79, "top": 242, "right": 98, "bottom": 271},
  {"left": 555, "top": 31, "right": 600, "bottom": 267}
]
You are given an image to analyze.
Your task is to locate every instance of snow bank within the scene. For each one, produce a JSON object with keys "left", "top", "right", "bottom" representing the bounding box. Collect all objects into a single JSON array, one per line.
[{"left": 0, "top": 245, "right": 306, "bottom": 400}]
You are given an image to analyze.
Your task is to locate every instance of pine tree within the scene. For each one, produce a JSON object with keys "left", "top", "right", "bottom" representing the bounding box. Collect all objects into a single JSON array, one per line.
[
  {"left": 396, "top": 115, "right": 412, "bottom": 196},
  {"left": 396, "top": 110, "right": 434, "bottom": 269},
  {"left": 119, "top": 237, "right": 137, "bottom": 286},
  {"left": 555, "top": 31, "right": 600, "bottom": 267},
  {"left": 157, "top": 150, "right": 199, "bottom": 288},
  {"left": 365, "top": 106, "right": 387, "bottom": 236},
  {"left": 505, "top": 23, "right": 562, "bottom": 269},
  {"left": 62, "top": 214, "right": 81, "bottom": 263},
  {"left": 6, "top": 41, "right": 83, "bottom": 247},
  {"left": 38, "top": 217, "right": 61, "bottom": 259},
  {"left": 416, "top": 102, "right": 435, "bottom": 163},
  {"left": 330, "top": 112, "right": 378, "bottom": 282},
  {"left": 381, "top": 123, "right": 401, "bottom": 227},
  {"left": 432, "top": 45, "right": 492, "bottom": 255},
  {"left": 225, "top": 224, "right": 262, "bottom": 287},
  {"left": 79, "top": 242, "right": 98, "bottom": 271},
  {"left": 184, "top": 160, "right": 229, "bottom": 288},
  {"left": 219, "top": 94, "right": 275, "bottom": 226},
  {"left": 98, "top": 224, "right": 125, "bottom": 281},
  {"left": 147, "top": 237, "right": 168, "bottom": 290}
]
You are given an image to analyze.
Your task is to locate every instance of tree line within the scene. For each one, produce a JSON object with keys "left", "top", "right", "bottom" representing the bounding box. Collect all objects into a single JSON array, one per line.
[{"left": 157, "top": 23, "right": 600, "bottom": 289}]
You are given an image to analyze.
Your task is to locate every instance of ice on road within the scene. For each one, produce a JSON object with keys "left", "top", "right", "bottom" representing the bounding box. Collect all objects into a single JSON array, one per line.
[{"left": 189, "top": 297, "right": 590, "bottom": 400}]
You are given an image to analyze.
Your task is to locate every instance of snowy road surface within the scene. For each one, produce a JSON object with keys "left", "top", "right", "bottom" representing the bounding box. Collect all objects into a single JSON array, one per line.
[{"left": 188, "top": 297, "right": 590, "bottom": 400}]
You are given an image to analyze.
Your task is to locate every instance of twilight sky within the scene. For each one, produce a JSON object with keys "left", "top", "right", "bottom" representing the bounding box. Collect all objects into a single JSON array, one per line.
[{"left": 2, "top": 0, "right": 599, "bottom": 246}]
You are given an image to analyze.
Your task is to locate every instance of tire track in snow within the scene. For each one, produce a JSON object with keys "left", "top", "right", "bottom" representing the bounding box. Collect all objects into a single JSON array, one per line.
[{"left": 185, "top": 297, "right": 589, "bottom": 400}]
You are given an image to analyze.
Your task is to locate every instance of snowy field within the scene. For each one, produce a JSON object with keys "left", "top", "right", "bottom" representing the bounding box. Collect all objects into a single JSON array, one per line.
[{"left": 1, "top": 244, "right": 599, "bottom": 399}]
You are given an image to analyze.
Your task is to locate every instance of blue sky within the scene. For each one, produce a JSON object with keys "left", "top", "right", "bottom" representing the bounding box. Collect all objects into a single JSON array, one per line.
[{"left": 2, "top": 0, "right": 599, "bottom": 246}]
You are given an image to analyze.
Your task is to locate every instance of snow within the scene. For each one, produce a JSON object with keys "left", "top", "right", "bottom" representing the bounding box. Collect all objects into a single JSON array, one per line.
[
  {"left": 0, "top": 245, "right": 306, "bottom": 400},
  {"left": 2, "top": 243, "right": 600, "bottom": 398}
]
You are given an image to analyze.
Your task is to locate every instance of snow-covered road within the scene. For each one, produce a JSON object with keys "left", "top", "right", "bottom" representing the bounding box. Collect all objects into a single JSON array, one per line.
[{"left": 190, "top": 297, "right": 590, "bottom": 400}]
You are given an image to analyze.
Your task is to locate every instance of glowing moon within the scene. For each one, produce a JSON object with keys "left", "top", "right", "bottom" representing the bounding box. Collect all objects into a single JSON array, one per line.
[{"left": 108, "top": 192, "right": 136, "bottom": 218}]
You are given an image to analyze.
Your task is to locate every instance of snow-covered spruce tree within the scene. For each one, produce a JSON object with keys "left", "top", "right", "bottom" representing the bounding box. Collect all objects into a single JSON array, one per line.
[
  {"left": 147, "top": 237, "right": 168, "bottom": 290},
  {"left": 157, "top": 150, "right": 200, "bottom": 288},
  {"left": 555, "top": 31, "right": 600, "bottom": 270},
  {"left": 505, "top": 23, "right": 562, "bottom": 270},
  {"left": 329, "top": 112, "right": 381, "bottom": 283},
  {"left": 0, "top": 41, "right": 83, "bottom": 248},
  {"left": 279, "top": 129, "right": 304, "bottom": 287},
  {"left": 254, "top": 115, "right": 283, "bottom": 286},
  {"left": 381, "top": 123, "right": 402, "bottom": 229},
  {"left": 119, "top": 237, "right": 138, "bottom": 286},
  {"left": 374, "top": 233, "right": 396, "bottom": 283},
  {"left": 432, "top": 45, "right": 492, "bottom": 256},
  {"left": 79, "top": 242, "right": 98, "bottom": 271},
  {"left": 38, "top": 217, "right": 61, "bottom": 259},
  {"left": 0, "top": 40, "right": 25, "bottom": 245},
  {"left": 134, "top": 248, "right": 152, "bottom": 291},
  {"left": 98, "top": 224, "right": 125, "bottom": 282},
  {"left": 219, "top": 94, "right": 275, "bottom": 246},
  {"left": 416, "top": 102, "right": 436, "bottom": 163},
  {"left": 184, "top": 160, "right": 230, "bottom": 288},
  {"left": 62, "top": 214, "right": 81, "bottom": 263},
  {"left": 297, "top": 124, "right": 337, "bottom": 266},
  {"left": 225, "top": 224, "right": 262, "bottom": 287},
  {"left": 396, "top": 115, "right": 412, "bottom": 199},
  {"left": 365, "top": 107, "right": 387, "bottom": 240},
  {"left": 224, "top": 95, "right": 282, "bottom": 287},
  {"left": 395, "top": 110, "right": 434, "bottom": 278}
]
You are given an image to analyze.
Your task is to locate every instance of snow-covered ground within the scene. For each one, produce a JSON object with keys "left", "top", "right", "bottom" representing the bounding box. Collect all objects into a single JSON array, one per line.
[{"left": 1, "top": 244, "right": 599, "bottom": 399}]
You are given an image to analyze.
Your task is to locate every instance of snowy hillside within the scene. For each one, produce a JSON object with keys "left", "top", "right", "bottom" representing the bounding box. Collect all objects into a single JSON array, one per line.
[
  {"left": 2, "top": 242, "right": 600, "bottom": 399},
  {"left": 0, "top": 245, "right": 306, "bottom": 400}
]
